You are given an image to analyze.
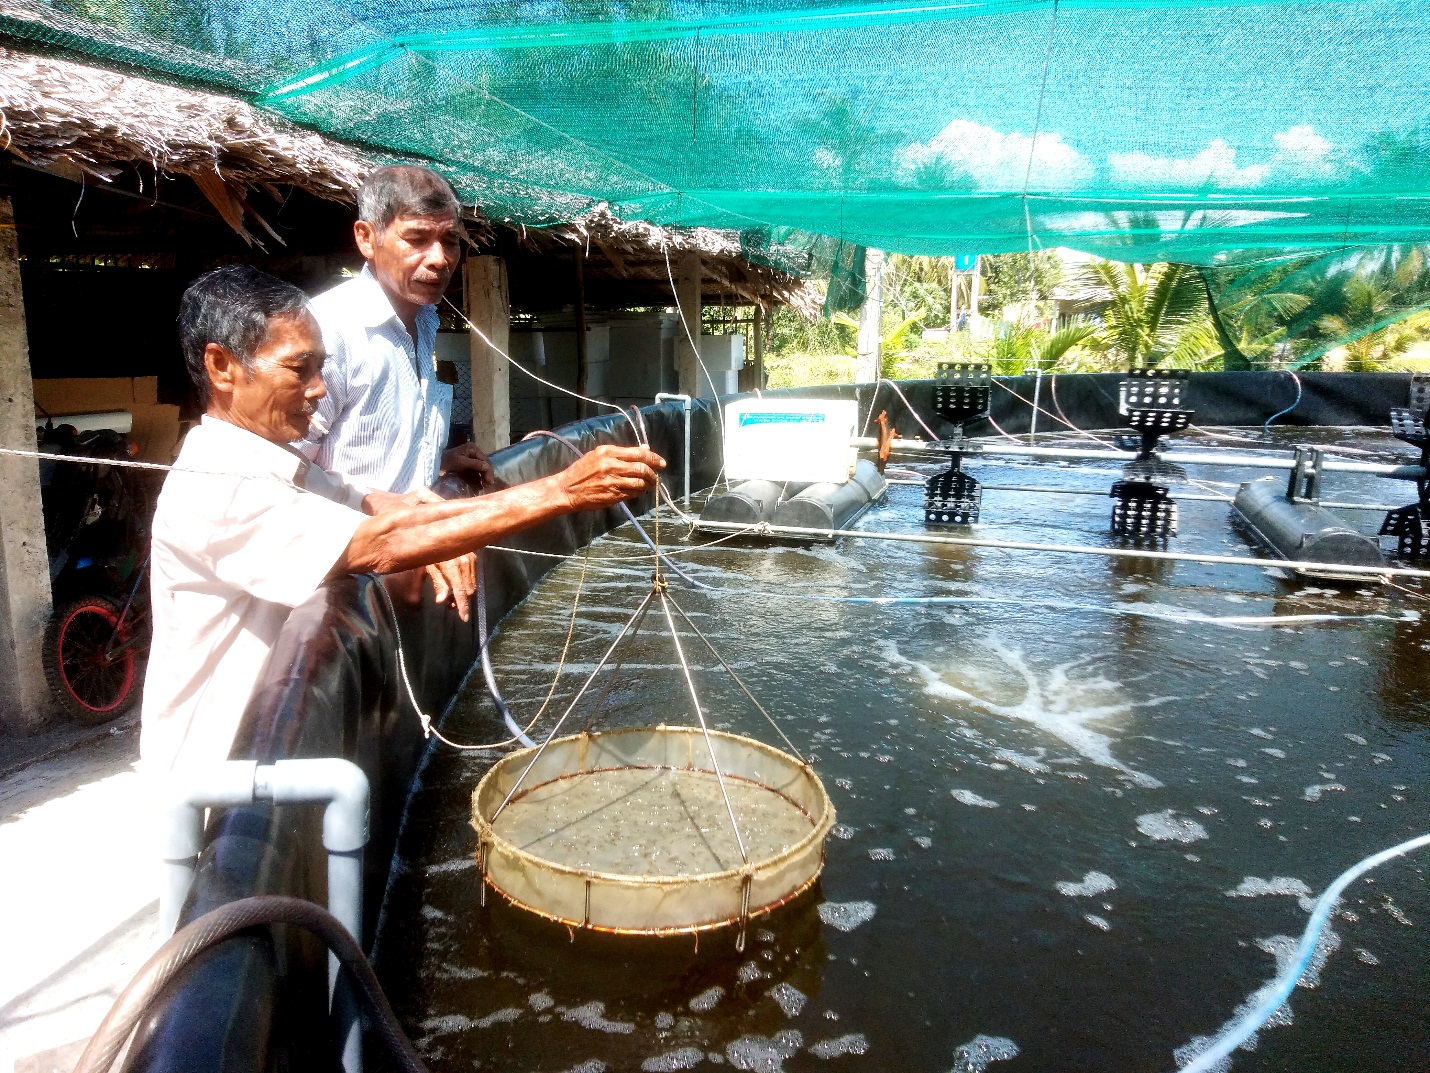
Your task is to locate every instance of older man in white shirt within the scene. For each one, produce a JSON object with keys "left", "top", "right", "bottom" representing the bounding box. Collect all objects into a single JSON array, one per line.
[
  {"left": 301, "top": 165, "right": 492, "bottom": 494},
  {"left": 142, "top": 265, "right": 663, "bottom": 775}
]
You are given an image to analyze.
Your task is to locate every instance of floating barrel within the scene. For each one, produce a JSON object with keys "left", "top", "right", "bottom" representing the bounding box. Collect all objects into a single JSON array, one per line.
[
  {"left": 1233, "top": 477, "right": 1383, "bottom": 575},
  {"left": 771, "top": 459, "right": 888, "bottom": 533},
  {"left": 699, "top": 479, "right": 808, "bottom": 525}
]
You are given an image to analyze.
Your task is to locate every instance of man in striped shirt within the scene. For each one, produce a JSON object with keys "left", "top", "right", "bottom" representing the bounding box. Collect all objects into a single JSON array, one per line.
[
  {"left": 300, "top": 165, "right": 494, "bottom": 617},
  {"left": 300, "top": 165, "right": 490, "bottom": 495}
]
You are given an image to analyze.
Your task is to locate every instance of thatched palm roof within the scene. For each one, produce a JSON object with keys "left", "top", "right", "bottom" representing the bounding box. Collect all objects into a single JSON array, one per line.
[{"left": 0, "top": 44, "right": 818, "bottom": 311}]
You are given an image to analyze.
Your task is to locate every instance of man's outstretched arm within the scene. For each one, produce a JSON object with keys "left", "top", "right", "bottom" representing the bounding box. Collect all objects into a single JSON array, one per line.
[{"left": 333, "top": 444, "right": 664, "bottom": 577}]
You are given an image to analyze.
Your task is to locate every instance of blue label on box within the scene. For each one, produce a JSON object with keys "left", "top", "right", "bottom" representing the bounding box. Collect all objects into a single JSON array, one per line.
[{"left": 738, "top": 412, "right": 826, "bottom": 426}]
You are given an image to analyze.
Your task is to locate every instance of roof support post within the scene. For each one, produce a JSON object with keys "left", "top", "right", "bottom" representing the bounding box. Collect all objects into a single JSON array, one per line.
[
  {"left": 0, "top": 169, "right": 52, "bottom": 731},
  {"left": 856, "top": 248, "right": 884, "bottom": 384},
  {"left": 466, "top": 255, "right": 510, "bottom": 453},
  {"left": 675, "top": 252, "right": 702, "bottom": 397}
]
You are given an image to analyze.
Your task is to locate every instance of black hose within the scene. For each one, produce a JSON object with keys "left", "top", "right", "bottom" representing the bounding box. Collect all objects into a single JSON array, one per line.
[{"left": 73, "top": 896, "right": 429, "bottom": 1073}]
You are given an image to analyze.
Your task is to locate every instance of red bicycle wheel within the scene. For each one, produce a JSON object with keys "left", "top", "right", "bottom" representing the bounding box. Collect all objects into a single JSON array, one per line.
[{"left": 43, "top": 595, "right": 136, "bottom": 725}]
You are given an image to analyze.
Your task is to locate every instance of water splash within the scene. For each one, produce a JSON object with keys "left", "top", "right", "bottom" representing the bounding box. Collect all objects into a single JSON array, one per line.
[
  {"left": 881, "top": 639, "right": 1167, "bottom": 788},
  {"left": 642, "top": 1048, "right": 704, "bottom": 1071},
  {"left": 951, "top": 789, "right": 999, "bottom": 808},
  {"left": 809, "top": 1034, "right": 869, "bottom": 1059},
  {"left": 1137, "top": 810, "right": 1208, "bottom": 844}
]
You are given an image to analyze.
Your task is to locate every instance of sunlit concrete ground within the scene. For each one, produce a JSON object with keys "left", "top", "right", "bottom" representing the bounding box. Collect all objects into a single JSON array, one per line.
[{"left": 0, "top": 710, "right": 157, "bottom": 1073}]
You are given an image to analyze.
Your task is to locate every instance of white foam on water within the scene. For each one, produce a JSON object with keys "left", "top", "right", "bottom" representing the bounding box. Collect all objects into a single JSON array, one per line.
[
  {"left": 655, "top": 1012, "right": 676, "bottom": 1029},
  {"left": 1056, "top": 871, "right": 1117, "bottom": 897},
  {"left": 563, "top": 1001, "right": 636, "bottom": 1034},
  {"left": 880, "top": 639, "right": 1166, "bottom": 788},
  {"left": 1260, "top": 748, "right": 1286, "bottom": 759},
  {"left": 1226, "top": 877, "right": 1313, "bottom": 903},
  {"left": 868, "top": 847, "right": 895, "bottom": 861},
  {"left": 530, "top": 991, "right": 554, "bottom": 1012},
  {"left": 642, "top": 1048, "right": 705, "bottom": 1071},
  {"left": 419, "top": 1014, "right": 470, "bottom": 1035},
  {"left": 1136, "top": 810, "right": 1209, "bottom": 843},
  {"left": 768, "top": 982, "right": 807, "bottom": 1018},
  {"left": 726, "top": 1031, "right": 803, "bottom": 1072},
  {"left": 1246, "top": 728, "right": 1275, "bottom": 740},
  {"left": 1084, "top": 914, "right": 1112, "bottom": 931},
  {"left": 689, "top": 986, "right": 725, "bottom": 1012},
  {"left": 950, "top": 789, "right": 1000, "bottom": 808},
  {"left": 562, "top": 1062, "right": 607, "bottom": 1073},
  {"left": 737, "top": 961, "right": 767, "bottom": 984},
  {"left": 993, "top": 748, "right": 1051, "bottom": 775},
  {"left": 915, "top": 836, "right": 933, "bottom": 848},
  {"left": 1344, "top": 733, "right": 1369, "bottom": 746},
  {"left": 818, "top": 901, "right": 876, "bottom": 932},
  {"left": 1302, "top": 783, "right": 1346, "bottom": 802},
  {"left": 1356, "top": 948, "right": 1381, "bottom": 965},
  {"left": 424, "top": 857, "right": 477, "bottom": 874},
  {"left": 473, "top": 1007, "right": 522, "bottom": 1029},
  {"left": 831, "top": 824, "right": 856, "bottom": 840},
  {"left": 949, "top": 1034, "right": 1020, "bottom": 1073},
  {"left": 808, "top": 1034, "right": 869, "bottom": 1059}
]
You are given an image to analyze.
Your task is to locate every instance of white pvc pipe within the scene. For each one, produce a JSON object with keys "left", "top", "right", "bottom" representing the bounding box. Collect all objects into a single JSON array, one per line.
[
  {"left": 160, "top": 758, "right": 370, "bottom": 1073},
  {"left": 853, "top": 437, "right": 1427, "bottom": 480},
  {"left": 695, "top": 519, "right": 1430, "bottom": 580}
]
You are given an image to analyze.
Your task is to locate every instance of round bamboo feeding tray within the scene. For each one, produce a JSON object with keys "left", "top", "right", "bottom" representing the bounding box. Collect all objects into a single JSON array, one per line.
[{"left": 471, "top": 726, "right": 835, "bottom": 939}]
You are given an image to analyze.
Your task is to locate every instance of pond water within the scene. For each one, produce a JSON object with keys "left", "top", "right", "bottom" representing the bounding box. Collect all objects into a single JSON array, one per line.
[{"left": 374, "top": 427, "right": 1428, "bottom": 1073}]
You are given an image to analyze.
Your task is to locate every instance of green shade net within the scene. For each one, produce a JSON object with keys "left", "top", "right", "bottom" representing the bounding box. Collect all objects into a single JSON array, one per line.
[{"left": 8, "top": 0, "right": 1430, "bottom": 278}]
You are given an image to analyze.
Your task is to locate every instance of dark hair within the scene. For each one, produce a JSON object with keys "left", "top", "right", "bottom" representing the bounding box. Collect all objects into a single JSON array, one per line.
[
  {"left": 356, "top": 165, "right": 461, "bottom": 235},
  {"left": 178, "top": 265, "right": 310, "bottom": 406}
]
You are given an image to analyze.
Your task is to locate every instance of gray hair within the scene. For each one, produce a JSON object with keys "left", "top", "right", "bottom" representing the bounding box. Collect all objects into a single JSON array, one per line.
[
  {"left": 178, "top": 265, "right": 310, "bottom": 406},
  {"left": 356, "top": 165, "right": 461, "bottom": 235}
]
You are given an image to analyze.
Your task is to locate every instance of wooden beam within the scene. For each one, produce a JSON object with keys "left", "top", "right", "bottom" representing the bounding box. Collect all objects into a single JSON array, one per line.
[
  {"left": 466, "top": 255, "right": 511, "bottom": 453},
  {"left": 0, "top": 170, "right": 54, "bottom": 730}
]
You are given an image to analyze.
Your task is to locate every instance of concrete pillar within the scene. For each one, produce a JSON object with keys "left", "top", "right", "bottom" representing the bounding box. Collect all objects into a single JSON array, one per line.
[
  {"left": 0, "top": 179, "right": 52, "bottom": 730},
  {"left": 674, "top": 252, "right": 702, "bottom": 396},
  {"left": 856, "top": 248, "right": 885, "bottom": 383},
  {"left": 466, "top": 255, "right": 510, "bottom": 453}
]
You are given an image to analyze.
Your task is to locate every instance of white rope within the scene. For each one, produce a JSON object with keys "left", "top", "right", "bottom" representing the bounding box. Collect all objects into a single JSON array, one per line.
[
  {"left": 441, "top": 296, "right": 645, "bottom": 443},
  {"left": 696, "top": 518, "right": 1430, "bottom": 580}
]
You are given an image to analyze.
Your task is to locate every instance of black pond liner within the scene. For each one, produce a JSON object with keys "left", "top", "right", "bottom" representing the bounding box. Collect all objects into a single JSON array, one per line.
[{"left": 130, "top": 373, "right": 1416, "bottom": 1073}]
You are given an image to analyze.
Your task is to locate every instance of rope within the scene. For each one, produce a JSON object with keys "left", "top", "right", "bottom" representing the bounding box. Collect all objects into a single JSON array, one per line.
[
  {"left": 375, "top": 553, "right": 588, "bottom": 752},
  {"left": 697, "top": 518, "right": 1430, "bottom": 580},
  {"left": 658, "top": 587, "right": 748, "bottom": 863},
  {"left": 440, "top": 295, "right": 645, "bottom": 443}
]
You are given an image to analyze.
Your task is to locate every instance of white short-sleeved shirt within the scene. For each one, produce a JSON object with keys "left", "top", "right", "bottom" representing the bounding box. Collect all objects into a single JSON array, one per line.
[
  {"left": 140, "top": 416, "right": 366, "bottom": 775},
  {"left": 298, "top": 266, "right": 451, "bottom": 494}
]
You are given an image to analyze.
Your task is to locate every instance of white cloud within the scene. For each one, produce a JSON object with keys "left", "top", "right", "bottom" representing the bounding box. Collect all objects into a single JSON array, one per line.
[
  {"left": 1109, "top": 139, "right": 1269, "bottom": 188},
  {"left": 902, "top": 119, "right": 1093, "bottom": 190},
  {"left": 1107, "top": 127, "right": 1340, "bottom": 190}
]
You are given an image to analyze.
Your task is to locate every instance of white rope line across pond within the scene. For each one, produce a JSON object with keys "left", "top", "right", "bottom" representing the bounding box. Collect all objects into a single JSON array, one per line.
[{"left": 694, "top": 519, "right": 1430, "bottom": 580}]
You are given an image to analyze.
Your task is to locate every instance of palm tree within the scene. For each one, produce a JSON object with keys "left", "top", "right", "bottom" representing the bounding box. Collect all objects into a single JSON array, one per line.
[{"left": 1074, "top": 260, "right": 1222, "bottom": 369}]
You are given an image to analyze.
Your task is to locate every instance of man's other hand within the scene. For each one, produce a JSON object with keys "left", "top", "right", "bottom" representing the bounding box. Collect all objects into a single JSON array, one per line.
[
  {"left": 557, "top": 444, "right": 666, "bottom": 512},
  {"left": 442, "top": 442, "right": 498, "bottom": 490},
  {"left": 425, "top": 553, "right": 477, "bottom": 622}
]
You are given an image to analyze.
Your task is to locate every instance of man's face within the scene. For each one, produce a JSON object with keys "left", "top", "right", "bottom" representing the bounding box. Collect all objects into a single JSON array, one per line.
[
  {"left": 356, "top": 211, "right": 461, "bottom": 312},
  {"left": 212, "top": 311, "right": 327, "bottom": 443}
]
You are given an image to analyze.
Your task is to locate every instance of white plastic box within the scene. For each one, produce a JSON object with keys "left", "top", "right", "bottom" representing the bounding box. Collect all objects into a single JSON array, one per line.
[{"left": 722, "top": 398, "right": 858, "bottom": 485}]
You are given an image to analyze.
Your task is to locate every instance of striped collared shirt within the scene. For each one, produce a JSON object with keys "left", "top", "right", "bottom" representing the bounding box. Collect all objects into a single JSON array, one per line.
[{"left": 298, "top": 266, "right": 451, "bottom": 493}]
